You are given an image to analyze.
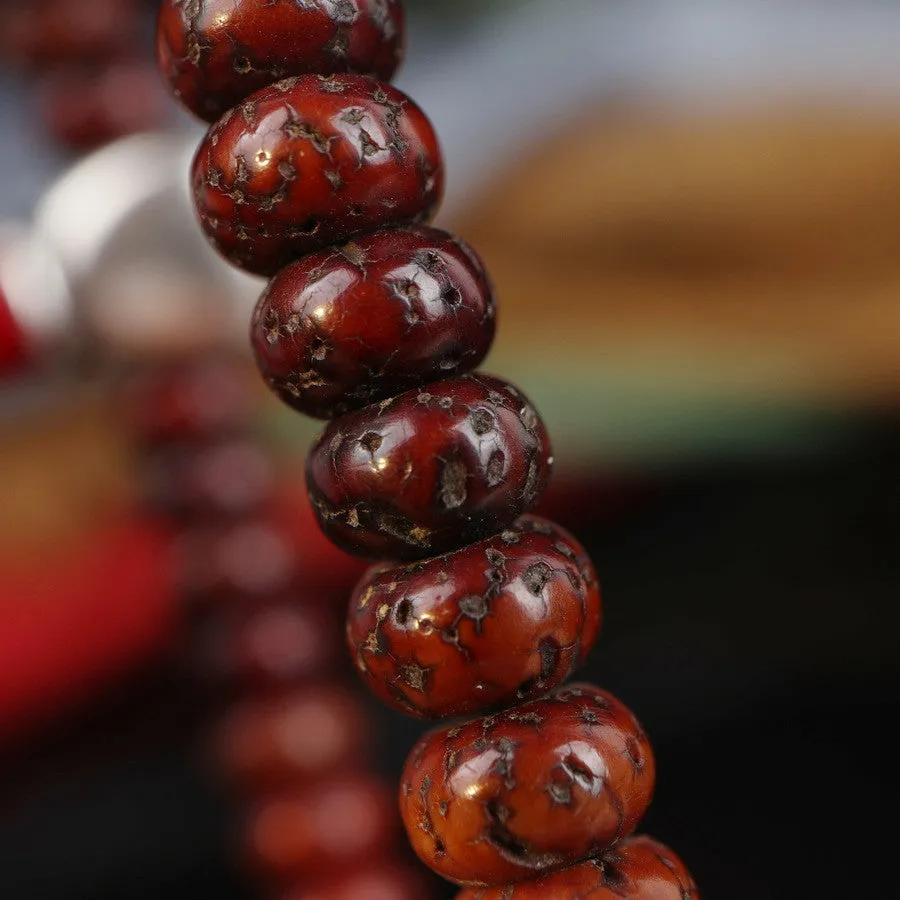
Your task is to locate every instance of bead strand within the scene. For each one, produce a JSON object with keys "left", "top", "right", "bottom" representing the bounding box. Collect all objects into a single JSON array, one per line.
[{"left": 155, "top": 2, "right": 698, "bottom": 894}]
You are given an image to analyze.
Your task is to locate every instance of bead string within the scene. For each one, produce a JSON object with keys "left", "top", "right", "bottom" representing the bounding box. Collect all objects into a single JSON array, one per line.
[{"left": 155, "top": 2, "right": 698, "bottom": 895}]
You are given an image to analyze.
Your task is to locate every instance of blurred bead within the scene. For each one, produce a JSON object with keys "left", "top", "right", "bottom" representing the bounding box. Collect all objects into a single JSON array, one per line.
[
  {"left": 0, "top": 284, "right": 29, "bottom": 376},
  {"left": 192, "top": 74, "right": 443, "bottom": 276},
  {"left": 246, "top": 774, "right": 395, "bottom": 880},
  {"left": 36, "top": 59, "right": 168, "bottom": 153},
  {"left": 212, "top": 685, "right": 367, "bottom": 789},
  {"left": 307, "top": 374, "right": 553, "bottom": 561},
  {"left": 400, "top": 684, "right": 655, "bottom": 887},
  {"left": 348, "top": 516, "right": 601, "bottom": 719},
  {"left": 178, "top": 516, "right": 298, "bottom": 605},
  {"left": 454, "top": 836, "right": 700, "bottom": 899},
  {"left": 157, "top": 0, "right": 406, "bottom": 123},
  {"left": 251, "top": 227, "right": 496, "bottom": 419},
  {"left": 281, "top": 860, "right": 430, "bottom": 900},
  {"left": 126, "top": 359, "right": 254, "bottom": 444},
  {"left": 0, "top": 0, "right": 137, "bottom": 69},
  {"left": 144, "top": 438, "right": 275, "bottom": 520},
  {"left": 198, "top": 600, "right": 345, "bottom": 687}
]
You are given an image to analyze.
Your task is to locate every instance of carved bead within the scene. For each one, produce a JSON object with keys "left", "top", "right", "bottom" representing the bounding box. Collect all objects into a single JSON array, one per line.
[
  {"left": 454, "top": 835, "right": 699, "bottom": 899},
  {"left": 251, "top": 227, "right": 495, "bottom": 419},
  {"left": 157, "top": 0, "right": 406, "bottom": 122},
  {"left": 211, "top": 685, "right": 368, "bottom": 789},
  {"left": 192, "top": 74, "right": 443, "bottom": 276},
  {"left": 307, "top": 374, "right": 553, "bottom": 561},
  {"left": 399, "top": 684, "right": 655, "bottom": 887},
  {"left": 347, "top": 516, "right": 601, "bottom": 718},
  {"left": 246, "top": 774, "right": 395, "bottom": 879}
]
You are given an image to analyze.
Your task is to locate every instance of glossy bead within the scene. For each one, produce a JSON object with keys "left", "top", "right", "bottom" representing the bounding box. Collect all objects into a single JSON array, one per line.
[
  {"left": 144, "top": 438, "right": 275, "bottom": 520},
  {"left": 212, "top": 685, "right": 368, "bottom": 789},
  {"left": 157, "top": 0, "right": 406, "bottom": 123},
  {"left": 454, "top": 836, "right": 699, "bottom": 899},
  {"left": 307, "top": 374, "right": 553, "bottom": 561},
  {"left": 246, "top": 774, "right": 395, "bottom": 880},
  {"left": 192, "top": 74, "right": 443, "bottom": 276},
  {"left": 251, "top": 227, "right": 495, "bottom": 419},
  {"left": 347, "top": 516, "right": 601, "bottom": 718},
  {"left": 399, "top": 684, "right": 655, "bottom": 887}
]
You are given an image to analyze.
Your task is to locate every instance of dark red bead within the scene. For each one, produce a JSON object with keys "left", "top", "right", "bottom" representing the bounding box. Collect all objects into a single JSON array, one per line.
[
  {"left": 211, "top": 685, "right": 368, "bottom": 789},
  {"left": 347, "top": 516, "right": 601, "bottom": 718},
  {"left": 399, "top": 684, "right": 655, "bottom": 887},
  {"left": 454, "top": 836, "right": 699, "bottom": 899},
  {"left": 0, "top": 285, "right": 29, "bottom": 377},
  {"left": 192, "top": 74, "right": 443, "bottom": 276},
  {"left": 246, "top": 774, "right": 396, "bottom": 880},
  {"left": 251, "top": 227, "right": 496, "bottom": 419},
  {"left": 157, "top": 0, "right": 406, "bottom": 123},
  {"left": 307, "top": 374, "right": 553, "bottom": 561}
]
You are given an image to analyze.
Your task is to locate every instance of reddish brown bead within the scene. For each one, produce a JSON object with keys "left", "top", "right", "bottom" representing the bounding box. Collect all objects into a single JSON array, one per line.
[
  {"left": 246, "top": 774, "right": 396, "bottom": 880},
  {"left": 281, "top": 861, "right": 430, "bottom": 900},
  {"left": 399, "top": 684, "right": 655, "bottom": 887},
  {"left": 211, "top": 685, "right": 368, "bottom": 789},
  {"left": 157, "top": 0, "right": 406, "bottom": 123},
  {"left": 454, "top": 836, "right": 699, "bottom": 899},
  {"left": 251, "top": 227, "right": 495, "bottom": 419},
  {"left": 347, "top": 516, "right": 601, "bottom": 718},
  {"left": 307, "top": 374, "right": 553, "bottom": 561},
  {"left": 192, "top": 74, "right": 443, "bottom": 276}
]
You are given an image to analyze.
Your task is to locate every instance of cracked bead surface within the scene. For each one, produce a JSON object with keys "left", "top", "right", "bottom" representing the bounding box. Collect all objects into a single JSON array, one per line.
[
  {"left": 306, "top": 374, "right": 553, "bottom": 561},
  {"left": 454, "top": 835, "right": 699, "bottom": 899},
  {"left": 347, "top": 516, "right": 601, "bottom": 718},
  {"left": 399, "top": 684, "right": 655, "bottom": 887},
  {"left": 251, "top": 226, "right": 495, "bottom": 419},
  {"left": 157, "top": 0, "right": 406, "bottom": 123},
  {"left": 192, "top": 73, "right": 443, "bottom": 276}
]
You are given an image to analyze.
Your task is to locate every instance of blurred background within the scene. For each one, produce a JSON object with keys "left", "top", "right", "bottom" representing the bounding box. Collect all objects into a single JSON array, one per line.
[{"left": 1, "top": 0, "right": 897, "bottom": 897}]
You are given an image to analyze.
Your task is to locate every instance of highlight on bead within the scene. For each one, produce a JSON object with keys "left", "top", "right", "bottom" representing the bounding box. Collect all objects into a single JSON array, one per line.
[
  {"left": 192, "top": 73, "right": 444, "bottom": 276},
  {"left": 306, "top": 374, "right": 554, "bottom": 561},
  {"left": 399, "top": 684, "right": 655, "bottom": 887},
  {"left": 348, "top": 516, "right": 602, "bottom": 718},
  {"left": 251, "top": 226, "right": 496, "bottom": 419}
]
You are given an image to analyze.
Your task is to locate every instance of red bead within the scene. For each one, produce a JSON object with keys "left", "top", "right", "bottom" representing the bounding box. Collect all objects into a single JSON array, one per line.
[
  {"left": 157, "top": 0, "right": 406, "bottom": 123},
  {"left": 454, "top": 836, "right": 699, "bottom": 899},
  {"left": 307, "top": 374, "right": 553, "bottom": 561},
  {"left": 251, "top": 227, "right": 496, "bottom": 419},
  {"left": 211, "top": 685, "right": 368, "bottom": 790},
  {"left": 347, "top": 516, "right": 601, "bottom": 718},
  {"left": 399, "top": 684, "right": 655, "bottom": 887},
  {"left": 281, "top": 861, "right": 430, "bottom": 900},
  {"left": 192, "top": 74, "right": 443, "bottom": 276},
  {"left": 246, "top": 774, "right": 396, "bottom": 880}
]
